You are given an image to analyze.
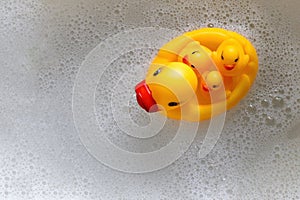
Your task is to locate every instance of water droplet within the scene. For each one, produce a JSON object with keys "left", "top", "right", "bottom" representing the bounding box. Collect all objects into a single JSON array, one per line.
[
  {"left": 285, "top": 107, "right": 292, "bottom": 113},
  {"left": 247, "top": 104, "right": 257, "bottom": 113},
  {"left": 207, "top": 23, "right": 214, "bottom": 28},
  {"left": 266, "top": 115, "right": 275, "bottom": 126},
  {"left": 261, "top": 99, "right": 269, "bottom": 108},
  {"left": 272, "top": 96, "right": 284, "bottom": 108}
]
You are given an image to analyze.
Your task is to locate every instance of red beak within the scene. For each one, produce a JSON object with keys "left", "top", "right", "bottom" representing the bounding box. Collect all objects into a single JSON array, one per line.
[
  {"left": 135, "top": 80, "right": 159, "bottom": 112},
  {"left": 182, "top": 55, "right": 190, "bottom": 65},
  {"left": 202, "top": 82, "right": 210, "bottom": 92}
]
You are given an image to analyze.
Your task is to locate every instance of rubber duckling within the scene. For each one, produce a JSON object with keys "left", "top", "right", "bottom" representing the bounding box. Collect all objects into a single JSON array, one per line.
[
  {"left": 135, "top": 62, "right": 198, "bottom": 113},
  {"left": 199, "top": 70, "right": 229, "bottom": 103},
  {"left": 178, "top": 41, "right": 214, "bottom": 75},
  {"left": 201, "top": 71, "right": 223, "bottom": 92},
  {"left": 212, "top": 38, "right": 249, "bottom": 77}
]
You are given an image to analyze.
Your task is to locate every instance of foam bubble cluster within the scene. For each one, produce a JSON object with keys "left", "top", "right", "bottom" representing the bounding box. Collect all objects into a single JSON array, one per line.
[{"left": 0, "top": 0, "right": 299, "bottom": 199}]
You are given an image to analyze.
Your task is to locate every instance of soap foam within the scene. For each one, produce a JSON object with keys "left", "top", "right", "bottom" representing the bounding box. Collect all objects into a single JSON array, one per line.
[{"left": 0, "top": 0, "right": 299, "bottom": 199}]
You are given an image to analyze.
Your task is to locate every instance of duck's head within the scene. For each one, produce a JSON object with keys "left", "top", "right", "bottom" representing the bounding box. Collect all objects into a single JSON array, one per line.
[
  {"left": 135, "top": 62, "right": 198, "bottom": 113},
  {"left": 215, "top": 39, "right": 249, "bottom": 76},
  {"left": 178, "top": 41, "right": 213, "bottom": 75},
  {"left": 201, "top": 71, "right": 224, "bottom": 92}
]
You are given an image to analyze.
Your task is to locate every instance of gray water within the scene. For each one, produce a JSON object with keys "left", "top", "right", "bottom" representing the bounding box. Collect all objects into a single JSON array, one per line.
[{"left": 0, "top": 0, "right": 299, "bottom": 199}]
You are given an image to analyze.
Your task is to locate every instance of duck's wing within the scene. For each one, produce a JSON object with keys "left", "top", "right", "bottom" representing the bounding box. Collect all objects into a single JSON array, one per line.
[{"left": 244, "top": 61, "right": 259, "bottom": 86}]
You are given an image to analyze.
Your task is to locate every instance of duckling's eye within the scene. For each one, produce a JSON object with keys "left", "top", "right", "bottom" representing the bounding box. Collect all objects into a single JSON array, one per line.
[
  {"left": 221, "top": 52, "right": 224, "bottom": 60},
  {"left": 168, "top": 102, "right": 179, "bottom": 107},
  {"left": 192, "top": 51, "right": 199, "bottom": 54},
  {"left": 212, "top": 85, "right": 218, "bottom": 89},
  {"left": 234, "top": 58, "right": 239, "bottom": 62},
  {"left": 191, "top": 65, "right": 195, "bottom": 68},
  {"left": 153, "top": 68, "right": 161, "bottom": 76}
]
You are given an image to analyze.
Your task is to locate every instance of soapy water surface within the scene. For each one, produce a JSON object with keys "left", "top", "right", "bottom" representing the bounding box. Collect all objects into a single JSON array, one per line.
[
  {"left": 0, "top": 0, "right": 300, "bottom": 199},
  {"left": 72, "top": 27, "right": 226, "bottom": 173}
]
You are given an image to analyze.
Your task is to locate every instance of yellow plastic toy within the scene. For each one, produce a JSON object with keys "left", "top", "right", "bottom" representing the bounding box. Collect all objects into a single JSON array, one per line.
[
  {"left": 135, "top": 28, "right": 258, "bottom": 121},
  {"left": 212, "top": 38, "right": 250, "bottom": 77},
  {"left": 201, "top": 71, "right": 223, "bottom": 92},
  {"left": 177, "top": 41, "right": 213, "bottom": 76}
]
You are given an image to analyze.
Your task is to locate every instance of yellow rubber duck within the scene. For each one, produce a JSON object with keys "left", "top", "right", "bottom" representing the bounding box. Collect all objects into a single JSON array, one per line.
[
  {"left": 177, "top": 41, "right": 229, "bottom": 102},
  {"left": 212, "top": 38, "right": 249, "bottom": 77},
  {"left": 201, "top": 71, "right": 223, "bottom": 92},
  {"left": 135, "top": 62, "right": 198, "bottom": 113},
  {"left": 135, "top": 62, "right": 226, "bottom": 121},
  {"left": 177, "top": 41, "right": 213, "bottom": 75},
  {"left": 199, "top": 70, "right": 229, "bottom": 103},
  {"left": 135, "top": 28, "right": 258, "bottom": 121}
]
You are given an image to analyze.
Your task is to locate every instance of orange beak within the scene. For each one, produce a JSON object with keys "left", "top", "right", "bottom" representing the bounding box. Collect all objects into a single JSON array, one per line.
[{"left": 224, "top": 64, "right": 235, "bottom": 71}]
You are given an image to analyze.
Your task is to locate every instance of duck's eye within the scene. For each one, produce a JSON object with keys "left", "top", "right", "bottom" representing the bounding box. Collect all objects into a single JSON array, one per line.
[
  {"left": 153, "top": 68, "right": 161, "bottom": 76},
  {"left": 192, "top": 51, "right": 198, "bottom": 54},
  {"left": 212, "top": 85, "right": 219, "bottom": 89},
  {"left": 168, "top": 102, "right": 179, "bottom": 107},
  {"left": 191, "top": 65, "right": 195, "bottom": 68},
  {"left": 221, "top": 53, "right": 224, "bottom": 60},
  {"left": 234, "top": 58, "right": 239, "bottom": 62}
]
